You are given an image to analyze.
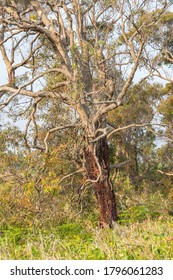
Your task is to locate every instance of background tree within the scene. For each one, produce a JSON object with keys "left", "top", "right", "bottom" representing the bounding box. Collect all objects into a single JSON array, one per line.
[{"left": 107, "top": 82, "right": 163, "bottom": 185}]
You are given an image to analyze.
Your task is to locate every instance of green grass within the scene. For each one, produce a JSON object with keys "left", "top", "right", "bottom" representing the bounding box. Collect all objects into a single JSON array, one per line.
[{"left": 0, "top": 217, "right": 172, "bottom": 260}]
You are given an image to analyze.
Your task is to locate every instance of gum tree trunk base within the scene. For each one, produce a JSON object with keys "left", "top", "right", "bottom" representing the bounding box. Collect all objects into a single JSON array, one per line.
[
  {"left": 85, "top": 137, "right": 118, "bottom": 228},
  {"left": 95, "top": 177, "right": 117, "bottom": 228}
]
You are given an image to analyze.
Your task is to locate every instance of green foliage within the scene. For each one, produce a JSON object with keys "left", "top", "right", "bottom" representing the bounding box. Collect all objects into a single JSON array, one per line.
[
  {"left": 158, "top": 95, "right": 173, "bottom": 121},
  {"left": 160, "top": 11, "right": 173, "bottom": 24},
  {"left": 119, "top": 205, "right": 160, "bottom": 224}
]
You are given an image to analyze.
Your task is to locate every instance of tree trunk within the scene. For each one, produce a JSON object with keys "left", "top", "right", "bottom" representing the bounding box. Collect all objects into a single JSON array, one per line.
[{"left": 84, "top": 137, "right": 118, "bottom": 228}]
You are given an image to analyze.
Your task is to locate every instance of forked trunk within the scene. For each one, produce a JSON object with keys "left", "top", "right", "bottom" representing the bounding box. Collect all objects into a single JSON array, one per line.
[{"left": 85, "top": 137, "right": 118, "bottom": 228}]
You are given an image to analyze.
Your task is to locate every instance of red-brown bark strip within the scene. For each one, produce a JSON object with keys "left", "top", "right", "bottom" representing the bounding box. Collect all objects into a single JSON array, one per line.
[{"left": 85, "top": 137, "right": 118, "bottom": 228}]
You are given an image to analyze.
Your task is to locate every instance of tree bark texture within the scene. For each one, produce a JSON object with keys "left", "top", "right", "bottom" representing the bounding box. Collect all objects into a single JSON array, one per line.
[{"left": 85, "top": 137, "right": 118, "bottom": 228}]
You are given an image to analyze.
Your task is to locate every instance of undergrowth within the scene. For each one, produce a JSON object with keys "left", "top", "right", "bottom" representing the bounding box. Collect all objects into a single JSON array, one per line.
[
  {"left": 0, "top": 180, "right": 172, "bottom": 260},
  {"left": 0, "top": 216, "right": 172, "bottom": 260}
]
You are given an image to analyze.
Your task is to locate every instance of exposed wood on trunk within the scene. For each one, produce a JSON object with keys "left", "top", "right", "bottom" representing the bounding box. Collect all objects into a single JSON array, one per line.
[{"left": 85, "top": 137, "right": 118, "bottom": 228}]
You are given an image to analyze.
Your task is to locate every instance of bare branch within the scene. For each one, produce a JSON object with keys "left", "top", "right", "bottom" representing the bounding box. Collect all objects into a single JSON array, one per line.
[
  {"left": 57, "top": 168, "right": 85, "bottom": 186},
  {"left": 108, "top": 123, "right": 153, "bottom": 139},
  {"left": 157, "top": 170, "right": 173, "bottom": 176},
  {"left": 44, "top": 123, "right": 81, "bottom": 153},
  {"left": 110, "top": 160, "right": 131, "bottom": 169}
]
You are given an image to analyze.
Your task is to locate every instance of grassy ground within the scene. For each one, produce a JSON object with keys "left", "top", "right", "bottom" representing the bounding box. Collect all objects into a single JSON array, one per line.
[{"left": 0, "top": 216, "right": 172, "bottom": 260}]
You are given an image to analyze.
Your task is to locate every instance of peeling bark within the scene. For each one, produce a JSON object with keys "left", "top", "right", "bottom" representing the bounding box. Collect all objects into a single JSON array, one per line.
[{"left": 85, "top": 137, "right": 118, "bottom": 228}]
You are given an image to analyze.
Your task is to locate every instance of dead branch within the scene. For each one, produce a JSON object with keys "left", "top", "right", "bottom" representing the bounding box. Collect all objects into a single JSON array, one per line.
[
  {"left": 157, "top": 170, "right": 173, "bottom": 176},
  {"left": 57, "top": 168, "right": 85, "bottom": 186},
  {"left": 110, "top": 160, "right": 131, "bottom": 169},
  {"left": 44, "top": 123, "right": 81, "bottom": 153}
]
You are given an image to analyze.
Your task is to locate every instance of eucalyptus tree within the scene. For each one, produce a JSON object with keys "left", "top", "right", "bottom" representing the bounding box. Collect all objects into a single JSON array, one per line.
[{"left": 0, "top": 0, "right": 171, "bottom": 227}]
